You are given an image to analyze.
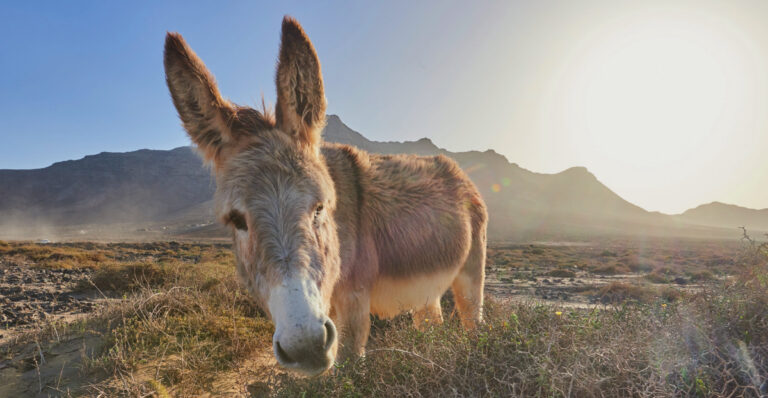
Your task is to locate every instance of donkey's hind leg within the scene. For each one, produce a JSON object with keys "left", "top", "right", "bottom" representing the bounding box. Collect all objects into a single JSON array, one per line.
[{"left": 451, "top": 227, "right": 486, "bottom": 329}]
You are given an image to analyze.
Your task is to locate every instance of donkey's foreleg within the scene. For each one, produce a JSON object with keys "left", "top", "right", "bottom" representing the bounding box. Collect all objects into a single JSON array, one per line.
[
  {"left": 331, "top": 290, "right": 371, "bottom": 364},
  {"left": 412, "top": 297, "right": 443, "bottom": 330}
]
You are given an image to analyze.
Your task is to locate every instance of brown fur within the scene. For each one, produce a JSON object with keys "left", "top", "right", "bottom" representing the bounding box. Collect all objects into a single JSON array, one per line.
[
  {"left": 275, "top": 17, "right": 327, "bottom": 149},
  {"left": 164, "top": 33, "right": 276, "bottom": 167},
  {"left": 164, "top": 16, "right": 487, "bottom": 373}
]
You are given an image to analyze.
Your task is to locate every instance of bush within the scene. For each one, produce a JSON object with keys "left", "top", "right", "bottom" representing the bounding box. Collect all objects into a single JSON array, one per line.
[
  {"left": 644, "top": 270, "right": 670, "bottom": 283},
  {"left": 688, "top": 270, "right": 716, "bottom": 282},
  {"left": 591, "top": 264, "right": 630, "bottom": 275},
  {"left": 546, "top": 269, "right": 576, "bottom": 278},
  {"left": 627, "top": 260, "right": 654, "bottom": 273},
  {"left": 528, "top": 247, "right": 544, "bottom": 255}
]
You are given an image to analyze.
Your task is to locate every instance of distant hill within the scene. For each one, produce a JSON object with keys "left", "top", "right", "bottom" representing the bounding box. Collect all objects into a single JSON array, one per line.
[
  {"left": 675, "top": 202, "right": 768, "bottom": 233},
  {"left": 0, "top": 147, "right": 215, "bottom": 226},
  {"left": 0, "top": 115, "right": 747, "bottom": 240}
]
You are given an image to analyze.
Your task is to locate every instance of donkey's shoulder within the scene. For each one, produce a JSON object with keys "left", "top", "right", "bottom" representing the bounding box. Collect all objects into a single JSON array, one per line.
[{"left": 320, "top": 142, "right": 371, "bottom": 182}]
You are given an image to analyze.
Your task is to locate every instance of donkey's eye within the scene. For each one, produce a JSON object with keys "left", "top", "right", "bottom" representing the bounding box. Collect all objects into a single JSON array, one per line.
[{"left": 227, "top": 210, "right": 248, "bottom": 231}]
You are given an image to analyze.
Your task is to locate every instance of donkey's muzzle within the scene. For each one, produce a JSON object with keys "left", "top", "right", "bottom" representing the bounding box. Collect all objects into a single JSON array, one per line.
[{"left": 273, "top": 317, "right": 337, "bottom": 375}]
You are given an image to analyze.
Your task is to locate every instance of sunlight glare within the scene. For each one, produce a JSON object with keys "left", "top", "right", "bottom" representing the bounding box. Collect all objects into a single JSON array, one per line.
[{"left": 541, "top": 11, "right": 761, "bottom": 212}]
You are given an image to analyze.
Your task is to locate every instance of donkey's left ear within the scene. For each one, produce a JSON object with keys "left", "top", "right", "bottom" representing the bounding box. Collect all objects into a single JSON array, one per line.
[{"left": 275, "top": 17, "right": 327, "bottom": 149}]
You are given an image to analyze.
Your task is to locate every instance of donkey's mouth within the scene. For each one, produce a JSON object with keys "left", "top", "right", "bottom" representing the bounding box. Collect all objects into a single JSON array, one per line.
[{"left": 272, "top": 319, "right": 337, "bottom": 376}]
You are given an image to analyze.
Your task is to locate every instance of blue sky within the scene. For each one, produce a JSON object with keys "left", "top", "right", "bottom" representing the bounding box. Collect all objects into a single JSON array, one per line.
[
  {"left": 3, "top": 1, "right": 768, "bottom": 213},
  {"left": 1, "top": 1, "right": 512, "bottom": 168}
]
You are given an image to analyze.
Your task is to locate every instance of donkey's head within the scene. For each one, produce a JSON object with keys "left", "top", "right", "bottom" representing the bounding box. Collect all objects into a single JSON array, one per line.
[{"left": 164, "top": 17, "right": 340, "bottom": 376}]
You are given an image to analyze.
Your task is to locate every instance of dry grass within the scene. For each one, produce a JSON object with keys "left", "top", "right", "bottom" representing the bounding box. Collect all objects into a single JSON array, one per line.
[
  {"left": 79, "top": 248, "right": 274, "bottom": 395},
  {"left": 273, "top": 272, "right": 767, "bottom": 397},
  {"left": 0, "top": 242, "right": 109, "bottom": 269},
  {"left": 488, "top": 239, "right": 740, "bottom": 281},
  {"left": 269, "top": 236, "right": 767, "bottom": 397},
  {"left": 0, "top": 240, "right": 232, "bottom": 270},
  {"left": 2, "top": 238, "right": 766, "bottom": 397},
  {"left": 0, "top": 242, "right": 273, "bottom": 396}
]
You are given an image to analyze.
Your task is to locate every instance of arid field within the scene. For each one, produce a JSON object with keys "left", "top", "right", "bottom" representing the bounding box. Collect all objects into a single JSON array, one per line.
[{"left": 0, "top": 237, "right": 766, "bottom": 397}]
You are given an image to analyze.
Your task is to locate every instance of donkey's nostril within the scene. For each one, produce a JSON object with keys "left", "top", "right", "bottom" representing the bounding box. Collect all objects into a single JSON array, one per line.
[
  {"left": 275, "top": 340, "right": 295, "bottom": 364},
  {"left": 323, "top": 319, "right": 337, "bottom": 352}
]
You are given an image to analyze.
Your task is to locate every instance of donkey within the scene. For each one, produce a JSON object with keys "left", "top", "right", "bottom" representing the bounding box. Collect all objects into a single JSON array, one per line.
[{"left": 164, "top": 17, "right": 487, "bottom": 376}]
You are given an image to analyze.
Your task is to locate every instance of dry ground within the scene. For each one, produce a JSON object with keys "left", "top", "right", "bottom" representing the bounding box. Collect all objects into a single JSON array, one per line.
[
  {"left": 0, "top": 237, "right": 765, "bottom": 397},
  {"left": 486, "top": 239, "right": 739, "bottom": 307}
]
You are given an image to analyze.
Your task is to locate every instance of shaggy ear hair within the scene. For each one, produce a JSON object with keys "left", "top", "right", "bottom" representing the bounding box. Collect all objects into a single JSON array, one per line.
[
  {"left": 164, "top": 32, "right": 236, "bottom": 164},
  {"left": 275, "top": 16, "right": 327, "bottom": 149}
]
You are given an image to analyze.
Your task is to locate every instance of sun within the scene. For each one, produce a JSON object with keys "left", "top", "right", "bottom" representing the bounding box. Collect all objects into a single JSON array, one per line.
[{"left": 540, "top": 9, "right": 760, "bottom": 213}]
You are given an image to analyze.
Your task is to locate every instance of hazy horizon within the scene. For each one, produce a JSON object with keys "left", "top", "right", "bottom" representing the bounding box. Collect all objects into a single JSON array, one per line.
[{"left": 2, "top": 1, "right": 768, "bottom": 214}]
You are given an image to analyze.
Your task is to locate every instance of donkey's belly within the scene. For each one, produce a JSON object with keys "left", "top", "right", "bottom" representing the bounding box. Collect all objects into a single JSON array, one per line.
[{"left": 369, "top": 267, "right": 460, "bottom": 319}]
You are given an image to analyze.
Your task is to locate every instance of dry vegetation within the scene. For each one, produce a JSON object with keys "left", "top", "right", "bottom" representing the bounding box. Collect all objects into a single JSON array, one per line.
[
  {"left": 487, "top": 239, "right": 739, "bottom": 283},
  {"left": 0, "top": 237, "right": 766, "bottom": 397},
  {"left": 484, "top": 239, "right": 741, "bottom": 308}
]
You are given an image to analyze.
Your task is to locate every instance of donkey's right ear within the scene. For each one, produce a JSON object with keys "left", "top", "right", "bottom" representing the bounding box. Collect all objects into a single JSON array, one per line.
[{"left": 164, "top": 32, "right": 236, "bottom": 164}]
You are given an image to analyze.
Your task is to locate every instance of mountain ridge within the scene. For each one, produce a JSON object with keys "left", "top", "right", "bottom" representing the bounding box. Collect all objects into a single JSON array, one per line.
[
  {"left": 0, "top": 115, "right": 756, "bottom": 240},
  {"left": 675, "top": 201, "right": 768, "bottom": 232}
]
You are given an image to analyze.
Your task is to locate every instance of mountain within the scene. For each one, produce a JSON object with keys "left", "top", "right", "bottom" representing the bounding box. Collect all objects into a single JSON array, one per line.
[
  {"left": 675, "top": 202, "right": 768, "bottom": 233},
  {"left": 0, "top": 147, "right": 215, "bottom": 226},
  {"left": 323, "top": 116, "right": 681, "bottom": 239},
  {"left": 0, "top": 115, "right": 745, "bottom": 240}
]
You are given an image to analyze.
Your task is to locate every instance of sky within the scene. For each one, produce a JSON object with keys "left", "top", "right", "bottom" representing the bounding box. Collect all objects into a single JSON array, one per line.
[{"left": 2, "top": 1, "right": 768, "bottom": 214}]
